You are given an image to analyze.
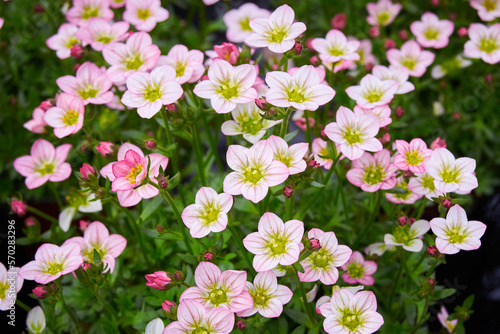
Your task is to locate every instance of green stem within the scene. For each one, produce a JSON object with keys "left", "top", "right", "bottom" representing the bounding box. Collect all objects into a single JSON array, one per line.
[
  {"left": 26, "top": 206, "right": 59, "bottom": 225},
  {"left": 16, "top": 299, "right": 30, "bottom": 312},
  {"left": 49, "top": 182, "right": 63, "bottom": 209},
  {"left": 190, "top": 124, "right": 208, "bottom": 186},
  {"left": 284, "top": 195, "right": 294, "bottom": 221},
  {"left": 162, "top": 191, "right": 194, "bottom": 255},
  {"left": 353, "top": 190, "right": 382, "bottom": 249},
  {"left": 415, "top": 198, "right": 427, "bottom": 220},
  {"left": 293, "top": 264, "right": 316, "bottom": 325},
  {"left": 388, "top": 259, "right": 403, "bottom": 311},
  {"left": 295, "top": 166, "right": 335, "bottom": 219},
  {"left": 279, "top": 109, "right": 291, "bottom": 138},
  {"left": 58, "top": 287, "right": 82, "bottom": 334},
  {"left": 227, "top": 224, "right": 256, "bottom": 275},
  {"left": 181, "top": 282, "right": 192, "bottom": 288},
  {"left": 93, "top": 286, "right": 119, "bottom": 321},
  {"left": 334, "top": 166, "right": 351, "bottom": 226},
  {"left": 201, "top": 112, "right": 224, "bottom": 171},
  {"left": 304, "top": 110, "right": 312, "bottom": 152}
]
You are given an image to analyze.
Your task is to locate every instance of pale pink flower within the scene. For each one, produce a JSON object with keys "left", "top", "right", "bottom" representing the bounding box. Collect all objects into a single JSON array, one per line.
[
  {"left": 180, "top": 262, "right": 252, "bottom": 313},
  {"left": 425, "top": 148, "right": 478, "bottom": 193},
  {"left": 266, "top": 135, "right": 308, "bottom": 175},
  {"left": 366, "top": 0, "right": 402, "bottom": 27},
  {"left": 43, "top": 93, "right": 85, "bottom": 138},
  {"left": 75, "top": 18, "right": 129, "bottom": 51},
  {"left": 121, "top": 65, "right": 183, "bottom": 118},
  {"left": 385, "top": 219, "right": 430, "bottom": 252},
  {"left": 110, "top": 0, "right": 127, "bottom": 8},
  {"left": 244, "top": 4, "right": 307, "bottom": 53},
  {"left": 66, "top": 0, "right": 114, "bottom": 27},
  {"left": 155, "top": 45, "right": 205, "bottom": 84},
  {"left": 312, "top": 138, "right": 343, "bottom": 170},
  {"left": 63, "top": 221, "right": 126, "bottom": 273},
  {"left": 56, "top": 62, "right": 113, "bottom": 105},
  {"left": 211, "top": 43, "right": 239, "bottom": 65},
  {"left": 223, "top": 3, "right": 270, "bottom": 43},
  {"left": 100, "top": 143, "right": 168, "bottom": 207},
  {"left": 223, "top": 141, "right": 289, "bottom": 203},
  {"left": 346, "top": 74, "right": 398, "bottom": 109},
  {"left": 46, "top": 23, "right": 83, "bottom": 59},
  {"left": 346, "top": 150, "right": 398, "bottom": 192},
  {"left": 298, "top": 228, "right": 352, "bottom": 285},
  {"left": 394, "top": 138, "right": 432, "bottom": 173},
  {"left": 243, "top": 212, "right": 304, "bottom": 272},
  {"left": 385, "top": 176, "right": 423, "bottom": 204},
  {"left": 0, "top": 264, "right": 23, "bottom": 311},
  {"left": 163, "top": 300, "right": 235, "bottom": 334},
  {"left": 18, "top": 243, "right": 83, "bottom": 284},
  {"left": 106, "top": 93, "right": 126, "bottom": 110},
  {"left": 437, "top": 305, "right": 458, "bottom": 333},
  {"left": 371, "top": 65, "right": 415, "bottom": 95},
  {"left": 430, "top": 204, "right": 486, "bottom": 255},
  {"left": 408, "top": 171, "right": 444, "bottom": 200},
  {"left": 470, "top": 0, "right": 500, "bottom": 22},
  {"left": 410, "top": 12, "right": 454, "bottom": 49},
  {"left": 95, "top": 141, "right": 115, "bottom": 157},
  {"left": 24, "top": 107, "right": 48, "bottom": 134},
  {"left": 181, "top": 187, "right": 233, "bottom": 238},
  {"left": 353, "top": 105, "right": 392, "bottom": 128},
  {"left": 237, "top": 270, "right": 292, "bottom": 318},
  {"left": 103, "top": 32, "right": 161, "bottom": 85},
  {"left": 123, "top": 0, "right": 168, "bottom": 32},
  {"left": 464, "top": 23, "right": 500, "bottom": 64},
  {"left": 221, "top": 103, "right": 282, "bottom": 144},
  {"left": 387, "top": 41, "right": 435, "bottom": 77},
  {"left": 288, "top": 65, "right": 327, "bottom": 85},
  {"left": 320, "top": 290, "right": 384, "bottom": 334},
  {"left": 194, "top": 59, "right": 257, "bottom": 114},
  {"left": 324, "top": 106, "right": 382, "bottom": 160},
  {"left": 265, "top": 65, "right": 335, "bottom": 111},
  {"left": 58, "top": 192, "right": 102, "bottom": 232},
  {"left": 13, "top": 139, "right": 72, "bottom": 190},
  {"left": 341, "top": 251, "right": 377, "bottom": 286},
  {"left": 145, "top": 318, "right": 164, "bottom": 334},
  {"left": 311, "top": 29, "right": 360, "bottom": 64}
]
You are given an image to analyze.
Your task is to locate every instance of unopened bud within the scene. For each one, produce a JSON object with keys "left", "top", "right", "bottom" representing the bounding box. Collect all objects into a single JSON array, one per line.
[
  {"left": 458, "top": 27, "right": 468, "bottom": 37},
  {"left": 283, "top": 186, "right": 293, "bottom": 198},
  {"left": 25, "top": 218, "right": 37, "bottom": 227},
  {"left": 398, "top": 30, "right": 408, "bottom": 40},
  {"left": 255, "top": 98, "right": 269, "bottom": 111},
  {"left": 34, "top": 5, "right": 44, "bottom": 13},
  {"left": 384, "top": 39, "right": 396, "bottom": 50},
  {"left": 431, "top": 137, "right": 447, "bottom": 150},
  {"left": 331, "top": 13, "right": 347, "bottom": 30},
  {"left": 70, "top": 45, "right": 84, "bottom": 59},
  {"left": 441, "top": 198, "right": 452, "bottom": 209},
  {"left": 408, "top": 217, "right": 416, "bottom": 225},
  {"left": 485, "top": 74, "right": 493, "bottom": 83},
  {"left": 403, "top": 171, "right": 413, "bottom": 179},
  {"left": 79, "top": 220, "right": 89, "bottom": 231},
  {"left": 144, "top": 139, "right": 156, "bottom": 150},
  {"left": 428, "top": 278, "right": 436, "bottom": 286},
  {"left": 292, "top": 40, "right": 302, "bottom": 55},
  {"left": 11, "top": 199, "right": 27, "bottom": 216},
  {"left": 145, "top": 271, "right": 172, "bottom": 290},
  {"left": 236, "top": 320, "right": 247, "bottom": 330},
  {"left": 95, "top": 142, "right": 115, "bottom": 157},
  {"left": 369, "top": 26, "right": 379, "bottom": 38},
  {"left": 173, "top": 270, "right": 185, "bottom": 282},
  {"left": 39, "top": 100, "right": 53, "bottom": 111},
  {"left": 80, "top": 163, "right": 96, "bottom": 180},
  {"left": 427, "top": 245, "right": 438, "bottom": 257},
  {"left": 166, "top": 104, "right": 177, "bottom": 112},
  {"left": 32, "top": 284, "right": 56, "bottom": 299},
  {"left": 453, "top": 112, "right": 460, "bottom": 120},
  {"left": 157, "top": 174, "right": 168, "bottom": 189},
  {"left": 162, "top": 300, "right": 177, "bottom": 318},
  {"left": 201, "top": 75, "right": 209, "bottom": 81},
  {"left": 203, "top": 251, "right": 214, "bottom": 261},
  {"left": 397, "top": 216, "right": 408, "bottom": 225},
  {"left": 309, "top": 238, "right": 321, "bottom": 251},
  {"left": 395, "top": 107, "right": 404, "bottom": 118},
  {"left": 379, "top": 132, "right": 391, "bottom": 145},
  {"left": 308, "top": 160, "right": 320, "bottom": 169},
  {"left": 310, "top": 56, "right": 319, "bottom": 66},
  {"left": 365, "top": 63, "right": 374, "bottom": 71}
]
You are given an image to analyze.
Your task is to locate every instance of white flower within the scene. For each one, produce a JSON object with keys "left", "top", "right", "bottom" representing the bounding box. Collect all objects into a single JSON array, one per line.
[
  {"left": 59, "top": 192, "right": 102, "bottom": 232},
  {"left": 384, "top": 220, "right": 430, "bottom": 252},
  {"left": 27, "top": 306, "right": 46, "bottom": 334}
]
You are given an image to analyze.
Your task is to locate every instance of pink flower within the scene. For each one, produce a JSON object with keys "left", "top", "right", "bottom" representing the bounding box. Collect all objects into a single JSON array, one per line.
[
  {"left": 346, "top": 74, "right": 398, "bottom": 108},
  {"left": 385, "top": 219, "right": 430, "bottom": 252},
  {"left": 298, "top": 228, "right": 352, "bottom": 285},
  {"left": 243, "top": 212, "right": 304, "bottom": 272},
  {"left": 265, "top": 65, "right": 335, "bottom": 111},
  {"left": 18, "top": 243, "right": 83, "bottom": 284},
  {"left": 223, "top": 3, "right": 270, "bottom": 43},
  {"left": 353, "top": 105, "right": 392, "bottom": 127},
  {"left": 46, "top": 23, "right": 82, "bottom": 59},
  {"left": 180, "top": 262, "right": 252, "bottom": 313},
  {"left": 194, "top": 59, "right": 257, "bottom": 114},
  {"left": 358, "top": 39, "right": 376, "bottom": 65},
  {"left": 430, "top": 204, "right": 486, "bottom": 255},
  {"left": 324, "top": 106, "right": 382, "bottom": 160},
  {"left": 145, "top": 271, "right": 172, "bottom": 290},
  {"left": 387, "top": 41, "right": 435, "bottom": 77},
  {"left": 123, "top": 0, "right": 169, "bottom": 32},
  {"left": 155, "top": 44, "right": 205, "bottom": 84},
  {"left": 43, "top": 93, "right": 85, "bottom": 138},
  {"left": 320, "top": 290, "right": 384, "bottom": 334},
  {"left": 431, "top": 137, "right": 447, "bottom": 149},
  {"left": 346, "top": 150, "right": 398, "bottom": 192},
  {"left": 311, "top": 138, "right": 343, "bottom": 170},
  {"left": 75, "top": 18, "right": 129, "bottom": 51},
  {"left": 266, "top": 135, "right": 308, "bottom": 175},
  {"left": 103, "top": 32, "right": 161, "bottom": 85},
  {"left": 56, "top": 62, "right": 113, "bottom": 105},
  {"left": 212, "top": 43, "right": 239, "bottom": 65},
  {"left": 181, "top": 187, "right": 234, "bottom": 238},
  {"left": 371, "top": 65, "right": 415, "bottom": 95},
  {"left": 13, "top": 139, "right": 72, "bottom": 190},
  {"left": 410, "top": 12, "right": 454, "bottom": 49},
  {"left": 425, "top": 148, "right": 478, "bottom": 194},
  {"left": 244, "top": 4, "right": 307, "bottom": 53},
  {"left": 66, "top": 0, "right": 114, "bottom": 27},
  {"left": 341, "top": 251, "right": 377, "bottom": 286},
  {"left": 237, "top": 271, "right": 292, "bottom": 318},
  {"left": 311, "top": 30, "right": 360, "bottom": 64},
  {"left": 95, "top": 141, "right": 115, "bottom": 157},
  {"left": 437, "top": 305, "right": 458, "bottom": 333},
  {"left": 385, "top": 176, "right": 423, "bottom": 204},
  {"left": 24, "top": 107, "right": 48, "bottom": 134},
  {"left": 63, "top": 221, "right": 126, "bottom": 273},
  {"left": 394, "top": 138, "right": 432, "bottom": 173},
  {"left": 0, "top": 264, "right": 23, "bottom": 311},
  {"left": 121, "top": 65, "right": 183, "bottom": 118},
  {"left": 470, "top": 0, "right": 500, "bottom": 22},
  {"left": 408, "top": 171, "right": 444, "bottom": 200},
  {"left": 223, "top": 141, "right": 289, "bottom": 203},
  {"left": 100, "top": 143, "right": 168, "bottom": 207},
  {"left": 110, "top": 0, "right": 126, "bottom": 8},
  {"left": 164, "top": 300, "right": 235, "bottom": 334},
  {"left": 366, "top": 0, "right": 402, "bottom": 26},
  {"left": 464, "top": 23, "right": 500, "bottom": 64}
]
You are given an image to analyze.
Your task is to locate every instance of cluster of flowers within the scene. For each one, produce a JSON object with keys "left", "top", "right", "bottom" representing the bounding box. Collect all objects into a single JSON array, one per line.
[{"left": 6, "top": 0, "right": 493, "bottom": 333}]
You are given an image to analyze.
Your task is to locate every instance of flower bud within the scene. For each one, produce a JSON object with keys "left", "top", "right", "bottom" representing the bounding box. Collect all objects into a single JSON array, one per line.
[
  {"left": 173, "top": 270, "right": 185, "bottom": 282},
  {"left": 255, "top": 97, "right": 269, "bottom": 111},
  {"left": 307, "top": 160, "right": 320, "bottom": 169},
  {"left": 203, "top": 251, "right": 214, "bottom": 261},
  {"left": 458, "top": 27, "right": 468, "bottom": 37},
  {"left": 365, "top": 63, "right": 374, "bottom": 71},
  {"left": 283, "top": 186, "right": 293, "bottom": 198},
  {"left": 214, "top": 42, "right": 239, "bottom": 64},
  {"left": 398, "top": 30, "right": 408, "bottom": 40},
  {"left": 70, "top": 45, "right": 84, "bottom": 59},
  {"left": 431, "top": 137, "right": 447, "bottom": 149},
  {"left": 95, "top": 142, "right": 115, "bottom": 157},
  {"left": 453, "top": 112, "right": 461, "bottom": 120},
  {"left": 369, "top": 26, "right": 379, "bottom": 38},
  {"left": 408, "top": 217, "right": 416, "bottom": 225},
  {"left": 426, "top": 245, "right": 438, "bottom": 257},
  {"left": 165, "top": 104, "right": 177, "bottom": 113},
  {"left": 309, "top": 238, "right": 321, "bottom": 251},
  {"left": 145, "top": 271, "right": 172, "bottom": 290},
  {"left": 431, "top": 0, "right": 439, "bottom": 5},
  {"left": 316, "top": 308, "right": 322, "bottom": 315},
  {"left": 485, "top": 74, "right": 493, "bottom": 83},
  {"left": 395, "top": 107, "right": 404, "bottom": 118},
  {"left": 403, "top": 171, "right": 413, "bottom": 179},
  {"left": 427, "top": 278, "right": 436, "bottom": 286},
  {"left": 384, "top": 39, "right": 396, "bottom": 50},
  {"left": 38, "top": 100, "right": 53, "bottom": 111},
  {"left": 309, "top": 55, "right": 319, "bottom": 66},
  {"left": 11, "top": 199, "right": 27, "bottom": 216},
  {"left": 201, "top": 75, "right": 209, "bottom": 81},
  {"left": 25, "top": 218, "right": 37, "bottom": 227},
  {"left": 79, "top": 220, "right": 89, "bottom": 231},
  {"left": 157, "top": 174, "right": 168, "bottom": 189},
  {"left": 397, "top": 216, "right": 407, "bottom": 226},
  {"left": 34, "top": 5, "right": 44, "bottom": 13},
  {"left": 80, "top": 163, "right": 96, "bottom": 180},
  {"left": 32, "top": 284, "right": 56, "bottom": 299},
  {"left": 162, "top": 300, "right": 177, "bottom": 318},
  {"left": 331, "top": 13, "right": 347, "bottom": 30},
  {"left": 379, "top": 132, "right": 390, "bottom": 145},
  {"left": 292, "top": 40, "right": 303, "bottom": 55},
  {"left": 441, "top": 198, "right": 452, "bottom": 209},
  {"left": 144, "top": 139, "right": 156, "bottom": 150},
  {"left": 236, "top": 320, "right": 247, "bottom": 330}
]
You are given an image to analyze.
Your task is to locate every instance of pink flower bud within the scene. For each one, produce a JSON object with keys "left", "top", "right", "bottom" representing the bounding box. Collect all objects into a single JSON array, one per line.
[
  {"left": 157, "top": 174, "right": 168, "bottom": 189},
  {"left": 80, "top": 163, "right": 96, "bottom": 180},
  {"left": 308, "top": 160, "right": 320, "bottom": 169},
  {"left": 309, "top": 55, "right": 319, "bottom": 66},
  {"left": 32, "top": 285, "right": 51, "bottom": 299},
  {"left": 25, "top": 218, "right": 37, "bottom": 227},
  {"left": 292, "top": 40, "right": 303, "bottom": 55},
  {"left": 398, "top": 216, "right": 408, "bottom": 225},
  {"left": 365, "top": 63, "right": 374, "bottom": 71},
  {"left": 95, "top": 142, "right": 115, "bottom": 157},
  {"left": 458, "top": 27, "right": 468, "bottom": 37},
  {"left": 431, "top": 0, "right": 439, "bottom": 5},
  {"left": 166, "top": 104, "right": 177, "bottom": 112},
  {"left": 38, "top": 100, "right": 53, "bottom": 111},
  {"left": 453, "top": 112, "right": 461, "bottom": 120},
  {"left": 73, "top": 63, "right": 81, "bottom": 71},
  {"left": 426, "top": 245, "right": 438, "bottom": 257},
  {"left": 398, "top": 30, "right": 408, "bottom": 40},
  {"left": 255, "top": 97, "right": 269, "bottom": 111},
  {"left": 11, "top": 200, "right": 27, "bottom": 216},
  {"left": 82, "top": 263, "right": 91, "bottom": 271},
  {"left": 449, "top": 12, "right": 457, "bottom": 20},
  {"left": 430, "top": 137, "right": 447, "bottom": 149},
  {"left": 309, "top": 238, "right": 321, "bottom": 251},
  {"left": 174, "top": 270, "right": 185, "bottom": 282},
  {"left": 283, "top": 186, "right": 294, "bottom": 198},
  {"left": 316, "top": 308, "right": 322, "bottom": 315},
  {"left": 441, "top": 198, "right": 452, "bottom": 209},
  {"left": 70, "top": 45, "right": 84, "bottom": 59},
  {"left": 384, "top": 39, "right": 396, "bottom": 50},
  {"left": 214, "top": 42, "right": 239, "bottom": 64},
  {"left": 144, "top": 140, "right": 156, "bottom": 150},
  {"left": 236, "top": 320, "right": 247, "bottom": 330},
  {"left": 395, "top": 107, "right": 404, "bottom": 118},
  {"left": 403, "top": 171, "right": 413, "bottom": 179},
  {"left": 379, "top": 132, "right": 391, "bottom": 145},
  {"left": 204, "top": 252, "right": 214, "bottom": 261},
  {"left": 162, "top": 300, "right": 177, "bottom": 313},
  {"left": 34, "top": 5, "right": 44, "bottom": 13},
  {"left": 79, "top": 220, "right": 89, "bottom": 231},
  {"left": 145, "top": 271, "right": 172, "bottom": 290},
  {"left": 201, "top": 75, "right": 209, "bottom": 81},
  {"left": 428, "top": 278, "right": 436, "bottom": 286},
  {"left": 485, "top": 74, "right": 493, "bottom": 83},
  {"left": 331, "top": 13, "right": 347, "bottom": 30},
  {"left": 408, "top": 218, "right": 416, "bottom": 225},
  {"left": 369, "top": 26, "right": 379, "bottom": 38}
]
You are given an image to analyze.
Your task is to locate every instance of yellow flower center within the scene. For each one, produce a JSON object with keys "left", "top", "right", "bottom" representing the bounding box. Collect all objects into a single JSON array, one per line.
[
  {"left": 65, "top": 36, "right": 80, "bottom": 49},
  {"left": 125, "top": 54, "right": 144, "bottom": 71},
  {"left": 479, "top": 37, "right": 498, "bottom": 53},
  {"left": 0, "top": 282, "right": 8, "bottom": 300},
  {"left": 137, "top": 8, "right": 152, "bottom": 20},
  {"left": 126, "top": 164, "right": 144, "bottom": 184},
  {"left": 82, "top": 6, "right": 100, "bottom": 20},
  {"left": 343, "top": 128, "right": 363, "bottom": 145},
  {"left": 405, "top": 150, "right": 423, "bottom": 166},
  {"left": 424, "top": 27, "right": 439, "bottom": 40},
  {"left": 78, "top": 84, "right": 98, "bottom": 100},
  {"left": 440, "top": 165, "right": 461, "bottom": 184},
  {"left": 240, "top": 17, "right": 251, "bottom": 31},
  {"left": 484, "top": 0, "right": 497, "bottom": 11},
  {"left": 363, "top": 165, "right": 385, "bottom": 185},
  {"left": 401, "top": 57, "right": 418, "bottom": 70},
  {"left": 62, "top": 110, "right": 79, "bottom": 126},
  {"left": 36, "top": 162, "right": 55, "bottom": 176},
  {"left": 286, "top": 85, "right": 307, "bottom": 103},
  {"left": 347, "top": 262, "right": 365, "bottom": 279},
  {"left": 243, "top": 165, "right": 265, "bottom": 185},
  {"left": 266, "top": 234, "right": 289, "bottom": 257},
  {"left": 267, "top": 26, "right": 289, "bottom": 43},
  {"left": 376, "top": 11, "right": 391, "bottom": 25},
  {"left": 310, "top": 249, "right": 332, "bottom": 269},
  {"left": 143, "top": 84, "right": 162, "bottom": 102},
  {"left": 43, "top": 260, "right": 65, "bottom": 275},
  {"left": 446, "top": 225, "right": 467, "bottom": 244},
  {"left": 217, "top": 81, "right": 241, "bottom": 100}
]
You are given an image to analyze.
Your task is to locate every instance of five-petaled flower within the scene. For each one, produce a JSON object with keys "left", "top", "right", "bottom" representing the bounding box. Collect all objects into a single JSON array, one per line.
[
  {"left": 311, "top": 29, "right": 360, "bottom": 64},
  {"left": 345, "top": 74, "right": 398, "bottom": 109},
  {"left": 410, "top": 12, "right": 454, "bottom": 49},
  {"left": 464, "top": 23, "right": 500, "bottom": 64},
  {"left": 341, "top": 251, "right": 377, "bottom": 286},
  {"left": 223, "top": 3, "right": 271, "bottom": 43},
  {"left": 0, "top": 263, "right": 23, "bottom": 311},
  {"left": 346, "top": 149, "right": 398, "bottom": 192},
  {"left": 366, "top": 0, "right": 402, "bottom": 27},
  {"left": 394, "top": 138, "right": 432, "bottom": 173},
  {"left": 123, "top": 0, "right": 169, "bottom": 32},
  {"left": 155, "top": 44, "right": 205, "bottom": 84},
  {"left": 387, "top": 40, "right": 435, "bottom": 77},
  {"left": 46, "top": 23, "right": 83, "bottom": 59},
  {"left": 44, "top": 93, "right": 85, "bottom": 138},
  {"left": 266, "top": 135, "right": 308, "bottom": 175},
  {"left": 384, "top": 219, "right": 430, "bottom": 252}
]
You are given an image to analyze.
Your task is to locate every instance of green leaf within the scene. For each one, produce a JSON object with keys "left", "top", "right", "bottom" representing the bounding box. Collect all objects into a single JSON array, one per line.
[
  {"left": 141, "top": 228, "right": 184, "bottom": 240},
  {"left": 177, "top": 253, "right": 199, "bottom": 266},
  {"left": 310, "top": 181, "right": 325, "bottom": 188},
  {"left": 433, "top": 288, "right": 456, "bottom": 300},
  {"left": 451, "top": 198, "right": 469, "bottom": 206},
  {"left": 214, "top": 234, "right": 224, "bottom": 252},
  {"left": 121, "top": 130, "right": 149, "bottom": 140},
  {"left": 139, "top": 196, "right": 163, "bottom": 221},
  {"left": 284, "top": 308, "right": 308, "bottom": 325},
  {"left": 93, "top": 249, "right": 102, "bottom": 264},
  {"left": 167, "top": 172, "right": 181, "bottom": 190},
  {"left": 462, "top": 295, "right": 474, "bottom": 309},
  {"left": 290, "top": 326, "right": 306, "bottom": 334},
  {"left": 284, "top": 129, "right": 300, "bottom": 142}
]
